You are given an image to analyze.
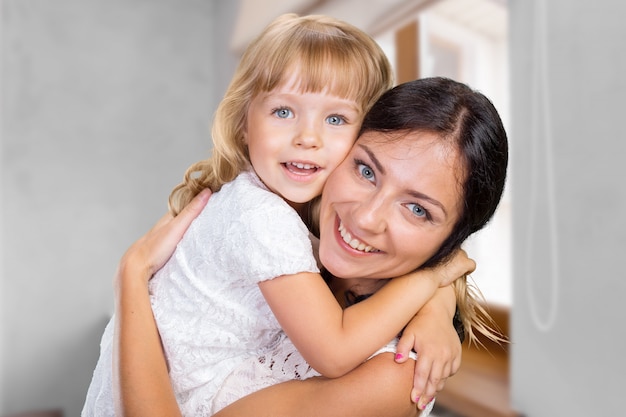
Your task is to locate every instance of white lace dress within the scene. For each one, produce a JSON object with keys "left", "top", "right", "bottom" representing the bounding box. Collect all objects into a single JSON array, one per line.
[
  {"left": 82, "top": 171, "right": 319, "bottom": 416},
  {"left": 213, "top": 335, "right": 433, "bottom": 417}
]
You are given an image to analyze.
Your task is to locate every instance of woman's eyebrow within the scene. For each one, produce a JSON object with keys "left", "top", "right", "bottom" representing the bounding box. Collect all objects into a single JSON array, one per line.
[
  {"left": 357, "top": 144, "right": 385, "bottom": 174},
  {"left": 406, "top": 190, "right": 448, "bottom": 218},
  {"left": 358, "top": 143, "right": 448, "bottom": 218}
]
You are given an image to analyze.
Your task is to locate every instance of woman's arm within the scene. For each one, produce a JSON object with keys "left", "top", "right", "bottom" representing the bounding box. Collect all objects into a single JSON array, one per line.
[
  {"left": 113, "top": 189, "right": 211, "bottom": 417},
  {"left": 214, "top": 352, "right": 422, "bottom": 417},
  {"left": 258, "top": 250, "right": 474, "bottom": 378}
]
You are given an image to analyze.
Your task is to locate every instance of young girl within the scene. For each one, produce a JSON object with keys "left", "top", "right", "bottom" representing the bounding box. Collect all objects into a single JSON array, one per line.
[{"left": 82, "top": 14, "right": 470, "bottom": 417}]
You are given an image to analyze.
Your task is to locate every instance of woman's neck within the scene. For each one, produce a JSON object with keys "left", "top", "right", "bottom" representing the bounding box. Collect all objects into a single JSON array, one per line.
[{"left": 327, "top": 276, "right": 389, "bottom": 309}]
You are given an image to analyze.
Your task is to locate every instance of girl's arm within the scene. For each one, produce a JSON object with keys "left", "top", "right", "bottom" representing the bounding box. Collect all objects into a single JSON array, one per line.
[
  {"left": 395, "top": 284, "right": 461, "bottom": 410},
  {"left": 214, "top": 352, "right": 422, "bottom": 417},
  {"left": 258, "top": 251, "right": 474, "bottom": 378},
  {"left": 113, "top": 189, "right": 211, "bottom": 417}
]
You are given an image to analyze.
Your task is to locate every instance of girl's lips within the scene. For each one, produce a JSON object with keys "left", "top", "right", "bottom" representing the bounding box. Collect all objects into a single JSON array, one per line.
[
  {"left": 281, "top": 161, "right": 322, "bottom": 183},
  {"left": 283, "top": 161, "right": 320, "bottom": 175},
  {"left": 336, "top": 217, "right": 380, "bottom": 253}
]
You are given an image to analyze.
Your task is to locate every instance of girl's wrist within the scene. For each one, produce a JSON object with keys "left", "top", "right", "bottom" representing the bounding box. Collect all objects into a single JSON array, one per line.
[
  {"left": 399, "top": 270, "right": 439, "bottom": 295},
  {"left": 423, "top": 285, "right": 456, "bottom": 318},
  {"left": 408, "top": 268, "right": 440, "bottom": 287}
]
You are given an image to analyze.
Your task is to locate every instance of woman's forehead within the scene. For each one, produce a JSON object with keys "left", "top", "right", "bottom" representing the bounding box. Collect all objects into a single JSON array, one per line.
[{"left": 356, "top": 130, "right": 456, "bottom": 155}]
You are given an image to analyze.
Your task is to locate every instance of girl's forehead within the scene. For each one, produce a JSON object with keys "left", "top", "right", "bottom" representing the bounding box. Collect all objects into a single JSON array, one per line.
[
  {"left": 267, "top": 65, "right": 364, "bottom": 104},
  {"left": 275, "top": 72, "right": 344, "bottom": 95}
]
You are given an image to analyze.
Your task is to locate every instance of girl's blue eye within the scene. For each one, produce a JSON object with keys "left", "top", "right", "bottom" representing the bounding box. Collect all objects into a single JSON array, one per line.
[
  {"left": 274, "top": 108, "right": 293, "bottom": 118},
  {"left": 357, "top": 163, "right": 375, "bottom": 181},
  {"left": 407, "top": 203, "right": 427, "bottom": 218},
  {"left": 326, "top": 115, "right": 345, "bottom": 126}
]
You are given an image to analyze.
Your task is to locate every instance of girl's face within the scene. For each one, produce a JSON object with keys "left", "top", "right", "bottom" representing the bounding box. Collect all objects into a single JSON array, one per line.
[
  {"left": 244, "top": 75, "right": 361, "bottom": 208},
  {"left": 318, "top": 130, "right": 465, "bottom": 280}
]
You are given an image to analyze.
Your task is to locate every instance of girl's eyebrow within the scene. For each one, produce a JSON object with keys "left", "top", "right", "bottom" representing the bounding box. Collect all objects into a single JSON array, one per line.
[
  {"left": 357, "top": 144, "right": 385, "bottom": 174},
  {"left": 358, "top": 143, "right": 448, "bottom": 218}
]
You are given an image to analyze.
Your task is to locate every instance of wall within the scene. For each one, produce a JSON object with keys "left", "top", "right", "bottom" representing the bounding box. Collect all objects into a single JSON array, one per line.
[
  {"left": 1, "top": 0, "right": 238, "bottom": 415},
  {"left": 510, "top": 0, "right": 626, "bottom": 415}
]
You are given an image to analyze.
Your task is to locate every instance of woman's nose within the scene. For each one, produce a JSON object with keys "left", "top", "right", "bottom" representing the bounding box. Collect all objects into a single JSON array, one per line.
[{"left": 351, "top": 193, "right": 388, "bottom": 235}]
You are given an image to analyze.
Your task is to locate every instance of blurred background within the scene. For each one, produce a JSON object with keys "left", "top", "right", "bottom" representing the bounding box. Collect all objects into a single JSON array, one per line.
[{"left": 1, "top": 0, "right": 624, "bottom": 416}]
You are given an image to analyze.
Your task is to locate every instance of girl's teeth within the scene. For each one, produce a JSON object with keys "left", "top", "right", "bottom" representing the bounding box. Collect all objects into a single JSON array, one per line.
[{"left": 289, "top": 162, "right": 316, "bottom": 169}]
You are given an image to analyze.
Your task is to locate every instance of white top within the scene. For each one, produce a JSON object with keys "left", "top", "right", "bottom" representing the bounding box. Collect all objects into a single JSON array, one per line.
[
  {"left": 82, "top": 170, "right": 433, "bottom": 417},
  {"left": 213, "top": 335, "right": 432, "bottom": 416},
  {"left": 82, "top": 171, "right": 319, "bottom": 416}
]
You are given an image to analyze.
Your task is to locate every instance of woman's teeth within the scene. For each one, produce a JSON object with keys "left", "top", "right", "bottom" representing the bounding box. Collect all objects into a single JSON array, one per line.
[{"left": 338, "top": 221, "right": 378, "bottom": 253}]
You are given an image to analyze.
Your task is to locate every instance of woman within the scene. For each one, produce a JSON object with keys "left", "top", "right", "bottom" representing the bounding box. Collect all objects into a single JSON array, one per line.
[{"left": 115, "top": 77, "right": 508, "bottom": 417}]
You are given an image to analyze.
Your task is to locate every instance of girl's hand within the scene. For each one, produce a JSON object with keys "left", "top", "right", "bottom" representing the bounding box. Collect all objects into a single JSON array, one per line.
[
  {"left": 116, "top": 188, "right": 211, "bottom": 287},
  {"left": 430, "top": 249, "right": 476, "bottom": 287},
  {"left": 394, "top": 297, "right": 462, "bottom": 411},
  {"left": 393, "top": 248, "right": 474, "bottom": 411}
]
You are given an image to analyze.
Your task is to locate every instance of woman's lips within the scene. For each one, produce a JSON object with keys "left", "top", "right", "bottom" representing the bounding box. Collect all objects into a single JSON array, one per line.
[{"left": 338, "top": 219, "right": 380, "bottom": 253}]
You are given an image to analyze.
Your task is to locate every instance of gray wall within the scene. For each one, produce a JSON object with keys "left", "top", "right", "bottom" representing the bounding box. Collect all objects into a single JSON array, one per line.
[
  {"left": 510, "top": 0, "right": 626, "bottom": 415},
  {"left": 1, "top": 0, "right": 238, "bottom": 415},
  {"left": 5, "top": 0, "right": 626, "bottom": 416}
]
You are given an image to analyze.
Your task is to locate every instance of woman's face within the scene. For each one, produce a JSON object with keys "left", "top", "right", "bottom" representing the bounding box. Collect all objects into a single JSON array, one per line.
[{"left": 318, "top": 130, "right": 465, "bottom": 280}]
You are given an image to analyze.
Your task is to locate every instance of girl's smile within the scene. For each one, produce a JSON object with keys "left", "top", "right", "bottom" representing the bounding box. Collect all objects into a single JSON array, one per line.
[{"left": 244, "top": 74, "right": 361, "bottom": 209}]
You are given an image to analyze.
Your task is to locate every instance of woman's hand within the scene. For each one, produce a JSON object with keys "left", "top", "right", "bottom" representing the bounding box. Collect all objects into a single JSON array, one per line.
[
  {"left": 114, "top": 189, "right": 210, "bottom": 417},
  {"left": 116, "top": 188, "right": 212, "bottom": 287},
  {"left": 394, "top": 285, "right": 461, "bottom": 410}
]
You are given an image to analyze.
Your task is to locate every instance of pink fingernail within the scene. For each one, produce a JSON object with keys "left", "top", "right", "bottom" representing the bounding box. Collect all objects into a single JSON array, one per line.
[
  {"left": 395, "top": 353, "right": 404, "bottom": 360},
  {"left": 414, "top": 395, "right": 420, "bottom": 404}
]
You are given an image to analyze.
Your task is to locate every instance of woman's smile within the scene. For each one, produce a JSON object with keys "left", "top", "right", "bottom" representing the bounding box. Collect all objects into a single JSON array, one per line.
[
  {"left": 337, "top": 218, "right": 380, "bottom": 253},
  {"left": 318, "top": 130, "right": 463, "bottom": 280}
]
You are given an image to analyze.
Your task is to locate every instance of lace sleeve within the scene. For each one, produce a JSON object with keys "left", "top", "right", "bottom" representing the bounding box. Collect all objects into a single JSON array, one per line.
[{"left": 211, "top": 176, "right": 319, "bottom": 284}]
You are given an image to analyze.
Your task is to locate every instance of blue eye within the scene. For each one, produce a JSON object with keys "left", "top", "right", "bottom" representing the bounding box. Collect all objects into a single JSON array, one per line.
[
  {"left": 357, "top": 163, "right": 375, "bottom": 181},
  {"left": 273, "top": 108, "right": 293, "bottom": 119},
  {"left": 407, "top": 203, "right": 427, "bottom": 218},
  {"left": 326, "top": 115, "right": 345, "bottom": 126}
]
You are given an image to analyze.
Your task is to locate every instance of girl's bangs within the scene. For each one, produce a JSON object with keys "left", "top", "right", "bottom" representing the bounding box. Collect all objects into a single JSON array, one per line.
[{"left": 255, "top": 42, "right": 375, "bottom": 110}]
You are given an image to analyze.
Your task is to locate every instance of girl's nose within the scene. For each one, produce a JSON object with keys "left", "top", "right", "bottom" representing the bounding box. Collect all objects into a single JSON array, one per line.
[{"left": 293, "top": 123, "right": 322, "bottom": 149}]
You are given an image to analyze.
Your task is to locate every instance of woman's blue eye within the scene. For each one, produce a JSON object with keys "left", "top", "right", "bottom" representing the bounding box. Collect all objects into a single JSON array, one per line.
[
  {"left": 326, "top": 115, "right": 345, "bottom": 126},
  {"left": 407, "top": 203, "right": 427, "bottom": 218},
  {"left": 274, "top": 108, "right": 293, "bottom": 118},
  {"left": 358, "top": 163, "right": 375, "bottom": 181}
]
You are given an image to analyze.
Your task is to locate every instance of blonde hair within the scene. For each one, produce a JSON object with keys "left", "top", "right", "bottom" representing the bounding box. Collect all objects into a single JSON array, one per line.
[
  {"left": 169, "top": 13, "right": 394, "bottom": 215},
  {"left": 454, "top": 277, "right": 507, "bottom": 347}
]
